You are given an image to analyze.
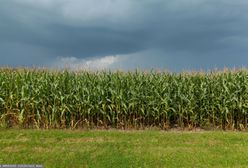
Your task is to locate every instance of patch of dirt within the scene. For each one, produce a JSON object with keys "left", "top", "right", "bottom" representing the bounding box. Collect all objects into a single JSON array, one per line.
[
  {"left": 2, "top": 146, "right": 22, "bottom": 152},
  {"left": 32, "top": 147, "right": 48, "bottom": 153}
]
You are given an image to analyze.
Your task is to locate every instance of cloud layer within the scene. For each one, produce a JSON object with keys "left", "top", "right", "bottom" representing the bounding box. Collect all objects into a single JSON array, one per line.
[{"left": 1, "top": 0, "right": 248, "bottom": 71}]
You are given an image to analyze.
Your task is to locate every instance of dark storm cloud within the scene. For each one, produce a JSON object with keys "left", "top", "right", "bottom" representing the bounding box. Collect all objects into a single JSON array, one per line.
[{"left": 0, "top": 0, "right": 248, "bottom": 70}]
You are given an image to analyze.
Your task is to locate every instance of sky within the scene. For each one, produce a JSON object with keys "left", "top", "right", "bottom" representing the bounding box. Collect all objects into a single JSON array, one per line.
[{"left": 1, "top": 0, "right": 248, "bottom": 71}]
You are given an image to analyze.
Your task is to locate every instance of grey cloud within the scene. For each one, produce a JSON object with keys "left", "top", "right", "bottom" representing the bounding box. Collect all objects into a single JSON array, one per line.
[{"left": 0, "top": 0, "right": 248, "bottom": 71}]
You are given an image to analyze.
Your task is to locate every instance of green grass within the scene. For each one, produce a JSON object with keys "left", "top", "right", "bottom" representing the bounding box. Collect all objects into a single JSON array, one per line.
[{"left": 0, "top": 129, "right": 248, "bottom": 167}]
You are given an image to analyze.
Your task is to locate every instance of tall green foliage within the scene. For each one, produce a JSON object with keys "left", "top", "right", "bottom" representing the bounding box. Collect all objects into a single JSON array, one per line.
[{"left": 0, "top": 68, "right": 248, "bottom": 129}]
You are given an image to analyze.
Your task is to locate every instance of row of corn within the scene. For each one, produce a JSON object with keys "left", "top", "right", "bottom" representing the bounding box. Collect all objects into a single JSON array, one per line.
[{"left": 0, "top": 68, "right": 248, "bottom": 129}]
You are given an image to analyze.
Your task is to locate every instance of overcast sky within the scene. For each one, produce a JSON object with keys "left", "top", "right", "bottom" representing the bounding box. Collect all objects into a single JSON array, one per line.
[{"left": 1, "top": 0, "right": 248, "bottom": 71}]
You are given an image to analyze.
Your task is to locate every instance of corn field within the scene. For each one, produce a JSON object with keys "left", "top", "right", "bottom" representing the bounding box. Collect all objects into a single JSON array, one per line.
[{"left": 0, "top": 68, "right": 248, "bottom": 130}]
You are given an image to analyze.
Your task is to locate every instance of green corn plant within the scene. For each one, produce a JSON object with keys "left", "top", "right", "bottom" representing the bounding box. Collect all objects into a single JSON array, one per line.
[{"left": 0, "top": 68, "right": 248, "bottom": 130}]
